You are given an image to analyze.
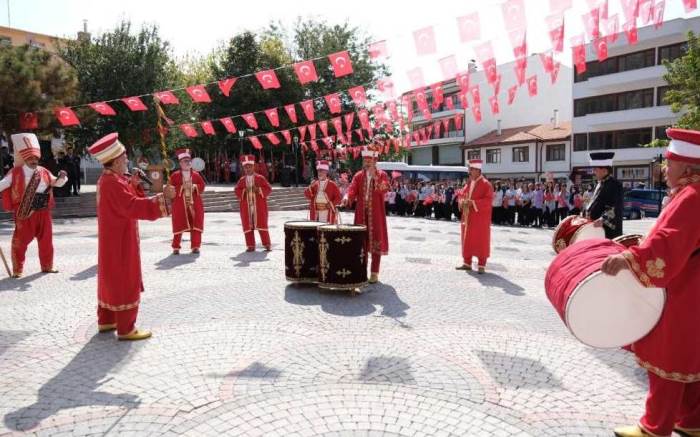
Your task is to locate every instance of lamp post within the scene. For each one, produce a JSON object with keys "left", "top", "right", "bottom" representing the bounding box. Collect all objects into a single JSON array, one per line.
[{"left": 292, "top": 135, "right": 300, "bottom": 187}]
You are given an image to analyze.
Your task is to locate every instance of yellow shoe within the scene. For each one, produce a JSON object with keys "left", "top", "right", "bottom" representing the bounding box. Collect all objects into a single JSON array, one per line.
[
  {"left": 98, "top": 323, "right": 117, "bottom": 333},
  {"left": 11, "top": 272, "right": 23, "bottom": 279},
  {"left": 369, "top": 273, "right": 379, "bottom": 284},
  {"left": 118, "top": 329, "right": 152, "bottom": 341},
  {"left": 676, "top": 427, "right": 700, "bottom": 437},
  {"left": 191, "top": 248, "right": 200, "bottom": 254},
  {"left": 172, "top": 249, "right": 180, "bottom": 255},
  {"left": 613, "top": 425, "right": 650, "bottom": 437},
  {"left": 41, "top": 268, "right": 59, "bottom": 273},
  {"left": 455, "top": 264, "right": 472, "bottom": 271},
  {"left": 478, "top": 266, "right": 485, "bottom": 274}
]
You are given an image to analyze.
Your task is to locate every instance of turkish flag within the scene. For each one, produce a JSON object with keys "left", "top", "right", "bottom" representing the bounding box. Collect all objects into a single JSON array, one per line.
[
  {"left": 549, "top": 0, "right": 572, "bottom": 13},
  {"left": 606, "top": 14, "right": 620, "bottom": 43},
  {"left": 122, "top": 96, "right": 147, "bottom": 111},
  {"left": 377, "top": 78, "right": 396, "bottom": 99},
  {"left": 284, "top": 104, "right": 298, "bottom": 124},
  {"left": 624, "top": 21, "right": 638, "bottom": 45},
  {"left": 441, "top": 118, "right": 450, "bottom": 134},
  {"left": 388, "top": 101, "right": 399, "bottom": 121},
  {"left": 368, "top": 40, "right": 389, "bottom": 59},
  {"left": 422, "top": 108, "right": 432, "bottom": 121},
  {"left": 413, "top": 26, "right": 437, "bottom": 56},
  {"left": 300, "top": 100, "right": 315, "bottom": 121},
  {"left": 281, "top": 130, "right": 292, "bottom": 145},
  {"left": 470, "top": 84, "right": 481, "bottom": 106},
  {"left": 456, "top": 71, "right": 470, "bottom": 93},
  {"left": 406, "top": 67, "right": 426, "bottom": 89},
  {"left": 483, "top": 59, "right": 498, "bottom": 85},
  {"left": 328, "top": 51, "right": 353, "bottom": 77},
  {"left": 54, "top": 107, "right": 80, "bottom": 126},
  {"left": 309, "top": 123, "right": 317, "bottom": 140},
  {"left": 474, "top": 41, "right": 494, "bottom": 65},
  {"left": 430, "top": 83, "right": 445, "bottom": 107},
  {"left": 492, "top": 74, "right": 502, "bottom": 96},
  {"left": 437, "top": 56, "right": 457, "bottom": 82},
  {"left": 510, "top": 28, "right": 528, "bottom": 59},
  {"left": 180, "top": 124, "right": 198, "bottom": 138},
  {"left": 571, "top": 36, "right": 587, "bottom": 74},
  {"left": 546, "top": 14, "right": 565, "bottom": 52},
  {"left": 250, "top": 136, "right": 263, "bottom": 150},
  {"left": 264, "top": 108, "right": 280, "bottom": 127},
  {"left": 220, "top": 117, "right": 237, "bottom": 133},
  {"left": 639, "top": 0, "right": 654, "bottom": 24},
  {"left": 527, "top": 75, "right": 538, "bottom": 97},
  {"left": 550, "top": 62, "right": 561, "bottom": 84},
  {"left": 19, "top": 112, "right": 39, "bottom": 129},
  {"left": 332, "top": 117, "right": 343, "bottom": 135},
  {"left": 412, "top": 131, "right": 420, "bottom": 146},
  {"left": 502, "top": 0, "right": 527, "bottom": 31},
  {"left": 299, "top": 125, "right": 307, "bottom": 142},
  {"left": 348, "top": 86, "right": 367, "bottom": 106},
  {"left": 358, "top": 110, "right": 371, "bottom": 133},
  {"left": 507, "top": 85, "right": 518, "bottom": 105},
  {"left": 540, "top": 52, "right": 554, "bottom": 73},
  {"left": 293, "top": 60, "right": 318, "bottom": 85},
  {"left": 154, "top": 91, "right": 179, "bottom": 105},
  {"left": 489, "top": 96, "right": 500, "bottom": 115},
  {"left": 456, "top": 12, "right": 480, "bottom": 42},
  {"left": 595, "top": 37, "right": 609, "bottom": 61},
  {"left": 455, "top": 114, "right": 464, "bottom": 131},
  {"left": 583, "top": 8, "right": 601, "bottom": 40},
  {"left": 682, "top": 0, "right": 697, "bottom": 13},
  {"left": 318, "top": 120, "right": 329, "bottom": 138},
  {"left": 255, "top": 69, "right": 281, "bottom": 89},
  {"left": 89, "top": 102, "right": 116, "bottom": 116},
  {"left": 355, "top": 128, "right": 364, "bottom": 142},
  {"left": 266, "top": 133, "right": 280, "bottom": 145},
  {"left": 415, "top": 89, "right": 428, "bottom": 111},
  {"left": 186, "top": 85, "right": 211, "bottom": 103},
  {"left": 242, "top": 113, "right": 259, "bottom": 129},
  {"left": 445, "top": 96, "right": 455, "bottom": 111},
  {"left": 459, "top": 92, "right": 469, "bottom": 110},
  {"left": 201, "top": 121, "right": 215, "bottom": 135},
  {"left": 325, "top": 93, "right": 342, "bottom": 114},
  {"left": 402, "top": 95, "right": 414, "bottom": 123},
  {"left": 322, "top": 137, "right": 334, "bottom": 149},
  {"left": 344, "top": 112, "right": 355, "bottom": 131},
  {"left": 218, "top": 77, "right": 237, "bottom": 96},
  {"left": 472, "top": 105, "right": 482, "bottom": 123},
  {"left": 653, "top": 0, "right": 665, "bottom": 29}
]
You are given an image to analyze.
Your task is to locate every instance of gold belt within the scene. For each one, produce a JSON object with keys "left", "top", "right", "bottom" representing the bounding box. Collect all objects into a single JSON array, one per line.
[{"left": 315, "top": 203, "right": 329, "bottom": 211}]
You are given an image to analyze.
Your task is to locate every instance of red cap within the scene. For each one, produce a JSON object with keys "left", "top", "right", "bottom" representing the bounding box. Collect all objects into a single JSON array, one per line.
[
  {"left": 666, "top": 128, "right": 700, "bottom": 164},
  {"left": 240, "top": 154, "right": 255, "bottom": 166},
  {"left": 175, "top": 148, "right": 191, "bottom": 161},
  {"left": 88, "top": 133, "right": 126, "bottom": 164}
]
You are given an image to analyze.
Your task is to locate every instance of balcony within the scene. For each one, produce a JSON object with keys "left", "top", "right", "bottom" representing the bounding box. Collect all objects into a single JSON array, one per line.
[
  {"left": 410, "top": 108, "right": 463, "bottom": 124},
  {"left": 573, "top": 105, "right": 677, "bottom": 131},
  {"left": 573, "top": 65, "right": 667, "bottom": 98}
]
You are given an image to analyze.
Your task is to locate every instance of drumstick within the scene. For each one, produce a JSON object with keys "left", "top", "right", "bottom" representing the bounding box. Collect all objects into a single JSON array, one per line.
[{"left": 0, "top": 245, "right": 11, "bottom": 277}]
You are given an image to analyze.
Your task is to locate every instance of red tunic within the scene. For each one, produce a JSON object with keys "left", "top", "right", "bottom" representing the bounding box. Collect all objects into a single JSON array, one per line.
[
  {"left": 345, "top": 169, "right": 390, "bottom": 255},
  {"left": 96, "top": 171, "right": 168, "bottom": 311},
  {"left": 458, "top": 176, "right": 494, "bottom": 262},
  {"left": 170, "top": 169, "right": 205, "bottom": 235},
  {"left": 304, "top": 179, "right": 341, "bottom": 223},
  {"left": 1, "top": 166, "right": 56, "bottom": 213},
  {"left": 235, "top": 173, "right": 272, "bottom": 232},
  {"left": 622, "top": 179, "right": 700, "bottom": 382}
]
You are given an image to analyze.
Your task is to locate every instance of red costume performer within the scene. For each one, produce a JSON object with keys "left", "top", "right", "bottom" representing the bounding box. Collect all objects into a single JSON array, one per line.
[
  {"left": 235, "top": 154, "right": 272, "bottom": 251},
  {"left": 343, "top": 144, "right": 390, "bottom": 283},
  {"left": 0, "top": 133, "right": 67, "bottom": 277},
  {"left": 603, "top": 128, "right": 700, "bottom": 437},
  {"left": 305, "top": 160, "right": 341, "bottom": 223},
  {"left": 88, "top": 133, "right": 172, "bottom": 341},
  {"left": 456, "top": 159, "right": 494, "bottom": 273},
  {"left": 170, "top": 149, "right": 205, "bottom": 254}
]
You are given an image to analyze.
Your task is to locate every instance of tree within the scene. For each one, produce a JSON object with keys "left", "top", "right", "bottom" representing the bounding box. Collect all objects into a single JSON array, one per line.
[{"left": 0, "top": 44, "right": 78, "bottom": 134}]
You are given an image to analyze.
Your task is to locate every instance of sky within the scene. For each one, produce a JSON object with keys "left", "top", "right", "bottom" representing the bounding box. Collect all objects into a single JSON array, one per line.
[{"left": 2, "top": 0, "right": 699, "bottom": 94}]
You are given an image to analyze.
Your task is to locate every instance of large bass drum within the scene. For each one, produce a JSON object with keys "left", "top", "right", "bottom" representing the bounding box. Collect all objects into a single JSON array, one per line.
[
  {"left": 284, "top": 221, "right": 324, "bottom": 283},
  {"left": 317, "top": 224, "right": 368, "bottom": 290}
]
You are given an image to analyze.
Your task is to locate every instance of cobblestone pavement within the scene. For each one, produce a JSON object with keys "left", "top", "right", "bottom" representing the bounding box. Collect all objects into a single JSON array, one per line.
[{"left": 0, "top": 212, "right": 657, "bottom": 436}]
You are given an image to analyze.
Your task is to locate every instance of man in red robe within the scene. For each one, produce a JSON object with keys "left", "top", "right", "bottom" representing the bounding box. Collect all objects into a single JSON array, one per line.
[
  {"left": 235, "top": 154, "right": 272, "bottom": 252},
  {"left": 305, "top": 160, "right": 341, "bottom": 223},
  {"left": 88, "top": 133, "right": 175, "bottom": 341},
  {"left": 170, "top": 148, "right": 205, "bottom": 255},
  {"left": 602, "top": 128, "right": 700, "bottom": 437},
  {"left": 0, "top": 133, "right": 68, "bottom": 278},
  {"left": 456, "top": 159, "right": 493, "bottom": 274},
  {"left": 341, "top": 142, "right": 390, "bottom": 284}
]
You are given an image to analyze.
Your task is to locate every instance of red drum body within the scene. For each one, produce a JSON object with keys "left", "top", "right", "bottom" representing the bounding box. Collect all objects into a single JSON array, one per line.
[
  {"left": 612, "top": 234, "right": 644, "bottom": 248},
  {"left": 552, "top": 215, "right": 606, "bottom": 254}
]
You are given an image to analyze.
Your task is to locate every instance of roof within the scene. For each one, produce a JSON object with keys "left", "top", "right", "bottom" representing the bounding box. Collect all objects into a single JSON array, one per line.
[{"left": 463, "top": 122, "right": 571, "bottom": 148}]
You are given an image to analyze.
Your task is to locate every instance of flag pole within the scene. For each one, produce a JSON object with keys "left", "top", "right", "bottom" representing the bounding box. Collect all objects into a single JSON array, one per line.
[{"left": 153, "top": 97, "right": 171, "bottom": 183}]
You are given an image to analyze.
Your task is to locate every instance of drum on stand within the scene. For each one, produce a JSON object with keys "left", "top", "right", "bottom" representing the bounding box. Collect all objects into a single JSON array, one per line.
[
  {"left": 317, "top": 224, "right": 368, "bottom": 291},
  {"left": 612, "top": 234, "right": 644, "bottom": 248},
  {"left": 284, "top": 221, "right": 324, "bottom": 283},
  {"left": 552, "top": 215, "right": 606, "bottom": 254},
  {"left": 545, "top": 239, "right": 665, "bottom": 348}
]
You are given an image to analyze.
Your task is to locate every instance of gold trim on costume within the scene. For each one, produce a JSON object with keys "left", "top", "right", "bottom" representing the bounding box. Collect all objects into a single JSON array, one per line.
[
  {"left": 622, "top": 250, "right": 653, "bottom": 287},
  {"left": 318, "top": 280, "right": 368, "bottom": 290},
  {"left": 645, "top": 258, "right": 665, "bottom": 279},
  {"left": 291, "top": 230, "right": 305, "bottom": 277},
  {"left": 98, "top": 300, "right": 140, "bottom": 311},
  {"left": 156, "top": 194, "right": 168, "bottom": 217},
  {"left": 319, "top": 233, "right": 329, "bottom": 282},
  {"left": 637, "top": 358, "right": 700, "bottom": 383}
]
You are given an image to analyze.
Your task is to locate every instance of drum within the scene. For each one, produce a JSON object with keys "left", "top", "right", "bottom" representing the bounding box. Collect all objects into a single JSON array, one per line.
[
  {"left": 284, "top": 221, "right": 324, "bottom": 283},
  {"left": 545, "top": 239, "right": 665, "bottom": 348},
  {"left": 317, "top": 224, "right": 368, "bottom": 290},
  {"left": 613, "top": 234, "right": 644, "bottom": 248},
  {"left": 552, "top": 215, "right": 606, "bottom": 254},
  {"left": 192, "top": 157, "right": 206, "bottom": 172}
]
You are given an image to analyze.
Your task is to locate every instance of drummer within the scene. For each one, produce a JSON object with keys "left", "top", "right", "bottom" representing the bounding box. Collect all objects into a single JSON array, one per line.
[
  {"left": 340, "top": 139, "right": 390, "bottom": 284},
  {"left": 169, "top": 149, "right": 206, "bottom": 254},
  {"left": 601, "top": 128, "right": 700, "bottom": 437},
  {"left": 305, "top": 160, "right": 341, "bottom": 223}
]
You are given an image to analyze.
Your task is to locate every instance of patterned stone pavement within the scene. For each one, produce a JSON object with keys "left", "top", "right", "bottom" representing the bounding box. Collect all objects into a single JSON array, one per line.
[{"left": 0, "top": 212, "right": 657, "bottom": 436}]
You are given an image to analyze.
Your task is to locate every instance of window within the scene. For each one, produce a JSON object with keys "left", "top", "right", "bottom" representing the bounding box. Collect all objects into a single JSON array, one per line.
[
  {"left": 655, "top": 126, "right": 671, "bottom": 140},
  {"left": 467, "top": 149, "right": 481, "bottom": 160},
  {"left": 618, "top": 49, "right": 656, "bottom": 72},
  {"left": 657, "top": 86, "right": 671, "bottom": 106},
  {"left": 0, "top": 36, "right": 11, "bottom": 47},
  {"left": 486, "top": 148, "right": 501, "bottom": 164},
  {"left": 575, "top": 48, "right": 656, "bottom": 82},
  {"left": 546, "top": 144, "right": 565, "bottom": 161},
  {"left": 512, "top": 146, "right": 529, "bottom": 162},
  {"left": 588, "top": 128, "right": 653, "bottom": 150},
  {"left": 574, "top": 133, "right": 588, "bottom": 151},
  {"left": 574, "top": 88, "right": 654, "bottom": 117},
  {"left": 658, "top": 42, "right": 687, "bottom": 64}
]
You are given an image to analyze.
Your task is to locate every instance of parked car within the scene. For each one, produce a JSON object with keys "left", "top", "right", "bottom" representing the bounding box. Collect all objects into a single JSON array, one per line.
[{"left": 623, "top": 189, "right": 665, "bottom": 219}]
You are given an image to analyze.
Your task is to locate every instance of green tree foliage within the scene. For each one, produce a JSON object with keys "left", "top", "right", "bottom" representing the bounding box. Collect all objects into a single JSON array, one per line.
[
  {"left": 662, "top": 31, "right": 700, "bottom": 131},
  {"left": 0, "top": 45, "right": 77, "bottom": 134}
]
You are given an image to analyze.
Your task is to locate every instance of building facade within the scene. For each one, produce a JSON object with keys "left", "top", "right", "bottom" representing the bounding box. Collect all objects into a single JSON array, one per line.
[
  {"left": 572, "top": 16, "right": 700, "bottom": 189},
  {"left": 0, "top": 25, "right": 61, "bottom": 52}
]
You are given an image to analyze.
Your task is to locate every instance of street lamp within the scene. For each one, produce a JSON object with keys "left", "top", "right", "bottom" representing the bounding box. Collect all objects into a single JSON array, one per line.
[{"left": 292, "top": 135, "right": 300, "bottom": 187}]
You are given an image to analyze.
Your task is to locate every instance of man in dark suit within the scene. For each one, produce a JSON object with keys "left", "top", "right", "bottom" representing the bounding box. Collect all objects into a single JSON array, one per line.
[{"left": 584, "top": 152, "right": 624, "bottom": 239}]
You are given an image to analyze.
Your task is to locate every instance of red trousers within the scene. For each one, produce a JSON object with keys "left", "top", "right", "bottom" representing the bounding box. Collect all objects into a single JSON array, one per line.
[
  {"left": 97, "top": 306, "right": 138, "bottom": 336},
  {"left": 370, "top": 253, "right": 381, "bottom": 274},
  {"left": 244, "top": 229, "right": 271, "bottom": 249},
  {"left": 172, "top": 231, "right": 202, "bottom": 250},
  {"left": 640, "top": 371, "right": 700, "bottom": 436},
  {"left": 11, "top": 209, "right": 53, "bottom": 275},
  {"left": 463, "top": 256, "right": 488, "bottom": 268}
]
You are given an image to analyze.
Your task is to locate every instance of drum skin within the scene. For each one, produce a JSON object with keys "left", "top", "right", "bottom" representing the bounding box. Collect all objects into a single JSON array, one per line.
[
  {"left": 318, "top": 224, "right": 368, "bottom": 289},
  {"left": 552, "top": 215, "right": 606, "bottom": 254},
  {"left": 612, "top": 234, "right": 644, "bottom": 248},
  {"left": 284, "top": 221, "right": 324, "bottom": 283},
  {"left": 545, "top": 238, "right": 665, "bottom": 349}
]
